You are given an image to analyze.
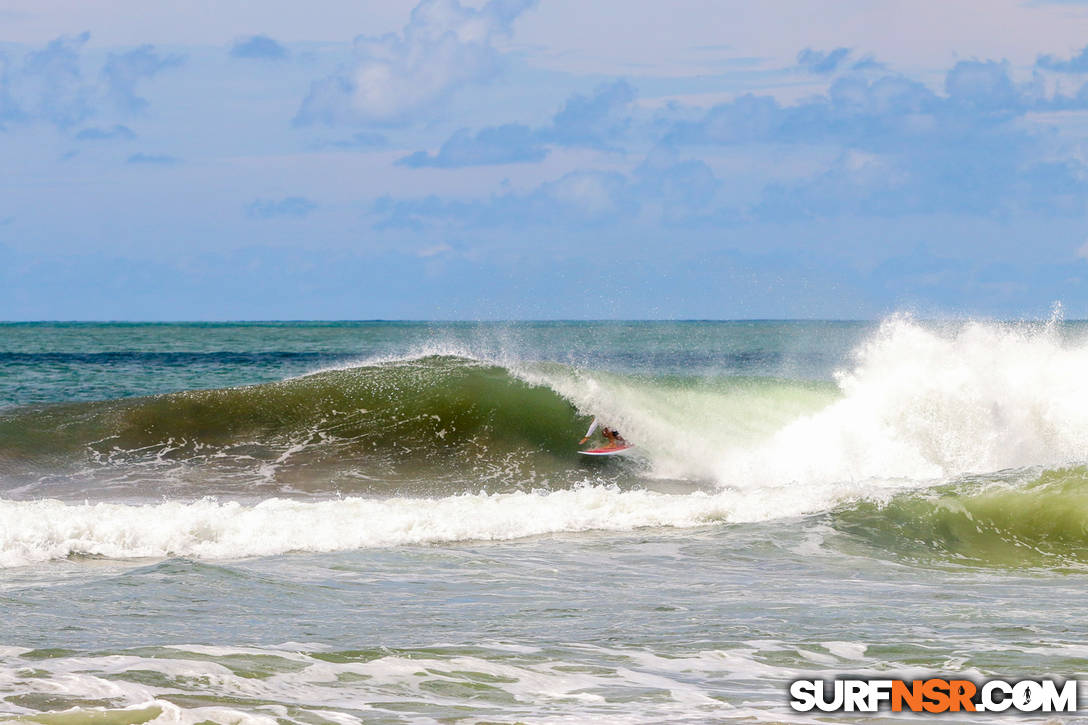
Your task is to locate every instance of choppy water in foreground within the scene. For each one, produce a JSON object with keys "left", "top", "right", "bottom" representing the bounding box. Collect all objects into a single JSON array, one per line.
[{"left": 3, "top": 319, "right": 1088, "bottom": 723}]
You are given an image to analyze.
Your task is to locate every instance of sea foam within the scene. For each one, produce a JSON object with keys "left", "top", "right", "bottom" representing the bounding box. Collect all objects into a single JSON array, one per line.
[
  {"left": 523, "top": 316, "right": 1088, "bottom": 488},
  {"left": 0, "top": 481, "right": 877, "bottom": 568}
]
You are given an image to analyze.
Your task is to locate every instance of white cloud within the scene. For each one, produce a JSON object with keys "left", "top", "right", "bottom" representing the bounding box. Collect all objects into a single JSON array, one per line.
[
  {"left": 1076, "top": 239, "right": 1088, "bottom": 259},
  {"left": 296, "top": 0, "right": 536, "bottom": 125}
]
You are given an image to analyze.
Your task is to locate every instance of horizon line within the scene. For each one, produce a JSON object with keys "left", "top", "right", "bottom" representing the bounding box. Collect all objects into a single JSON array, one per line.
[{"left": 0, "top": 317, "right": 1078, "bottom": 324}]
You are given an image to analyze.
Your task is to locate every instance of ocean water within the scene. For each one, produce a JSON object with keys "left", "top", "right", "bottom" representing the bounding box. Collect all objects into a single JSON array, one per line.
[{"left": 3, "top": 319, "right": 1088, "bottom": 723}]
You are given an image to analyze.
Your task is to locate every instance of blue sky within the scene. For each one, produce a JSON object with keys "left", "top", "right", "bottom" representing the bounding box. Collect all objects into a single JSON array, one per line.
[{"left": 4, "top": 0, "right": 1088, "bottom": 319}]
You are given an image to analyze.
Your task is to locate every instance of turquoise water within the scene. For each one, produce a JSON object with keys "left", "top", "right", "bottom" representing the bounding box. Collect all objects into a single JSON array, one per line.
[{"left": 3, "top": 320, "right": 1088, "bottom": 723}]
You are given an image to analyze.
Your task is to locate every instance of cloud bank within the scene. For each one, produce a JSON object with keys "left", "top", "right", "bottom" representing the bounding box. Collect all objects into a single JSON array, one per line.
[
  {"left": 382, "top": 56, "right": 1088, "bottom": 230},
  {"left": 295, "top": 0, "right": 536, "bottom": 126},
  {"left": 397, "top": 80, "right": 634, "bottom": 167}
]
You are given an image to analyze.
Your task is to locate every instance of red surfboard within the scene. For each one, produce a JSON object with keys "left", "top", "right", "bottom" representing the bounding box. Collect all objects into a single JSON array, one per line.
[{"left": 578, "top": 444, "right": 635, "bottom": 457}]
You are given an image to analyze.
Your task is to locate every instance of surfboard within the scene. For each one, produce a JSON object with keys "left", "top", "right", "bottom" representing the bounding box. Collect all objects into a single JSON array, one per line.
[{"left": 578, "top": 445, "right": 635, "bottom": 457}]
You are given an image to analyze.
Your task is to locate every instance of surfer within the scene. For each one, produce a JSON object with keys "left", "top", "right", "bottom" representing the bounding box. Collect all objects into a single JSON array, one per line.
[{"left": 579, "top": 418, "right": 625, "bottom": 448}]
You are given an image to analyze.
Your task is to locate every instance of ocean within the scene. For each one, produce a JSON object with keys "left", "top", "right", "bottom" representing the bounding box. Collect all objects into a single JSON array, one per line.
[{"left": 2, "top": 319, "right": 1088, "bottom": 723}]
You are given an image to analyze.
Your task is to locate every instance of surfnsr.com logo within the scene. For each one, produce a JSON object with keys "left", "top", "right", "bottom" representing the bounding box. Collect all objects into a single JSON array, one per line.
[{"left": 789, "top": 678, "right": 1078, "bottom": 713}]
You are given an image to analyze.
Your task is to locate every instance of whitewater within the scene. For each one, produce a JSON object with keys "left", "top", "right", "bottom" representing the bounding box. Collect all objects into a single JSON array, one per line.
[{"left": 4, "top": 318, "right": 1088, "bottom": 723}]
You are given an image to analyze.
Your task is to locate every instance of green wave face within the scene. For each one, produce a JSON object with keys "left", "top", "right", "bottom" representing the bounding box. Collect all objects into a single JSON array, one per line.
[
  {"left": 0, "top": 355, "right": 839, "bottom": 500},
  {"left": 831, "top": 467, "right": 1088, "bottom": 568},
  {"left": 0, "top": 356, "right": 597, "bottom": 497}
]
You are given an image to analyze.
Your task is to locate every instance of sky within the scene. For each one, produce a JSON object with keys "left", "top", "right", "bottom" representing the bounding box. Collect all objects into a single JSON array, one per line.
[{"left": 4, "top": 1, "right": 1088, "bottom": 319}]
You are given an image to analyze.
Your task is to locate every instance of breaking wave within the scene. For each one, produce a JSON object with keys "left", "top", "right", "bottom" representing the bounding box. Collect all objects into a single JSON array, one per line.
[{"left": 5, "top": 317, "right": 1088, "bottom": 566}]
